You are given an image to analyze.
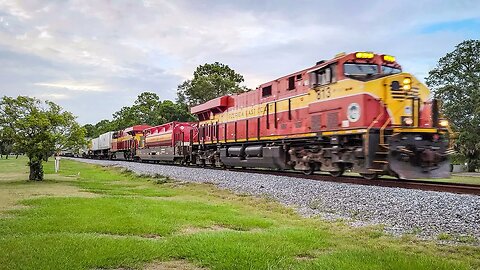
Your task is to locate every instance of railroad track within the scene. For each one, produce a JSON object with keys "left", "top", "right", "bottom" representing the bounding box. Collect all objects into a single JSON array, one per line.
[
  {"left": 71, "top": 157, "right": 480, "bottom": 196},
  {"left": 227, "top": 168, "right": 480, "bottom": 196}
]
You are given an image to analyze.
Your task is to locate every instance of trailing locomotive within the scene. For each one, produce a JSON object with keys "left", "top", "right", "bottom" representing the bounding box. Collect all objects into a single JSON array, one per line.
[
  {"left": 136, "top": 122, "right": 197, "bottom": 163},
  {"left": 191, "top": 52, "right": 451, "bottom": 179},
  {"left": 85, "top": 52, "right": 451, "bottom": 180},
  {"left": 111, "top": 125, "right": 151, "bottom": 160}
]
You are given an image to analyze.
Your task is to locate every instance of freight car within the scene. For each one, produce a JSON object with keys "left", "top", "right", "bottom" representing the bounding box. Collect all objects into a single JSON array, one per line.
[
  {"left": 88, "top": 131, "right": 114, "bottom": 159},
  {"left": 190, "top": 52, "right": 451, "bottom": 179}
]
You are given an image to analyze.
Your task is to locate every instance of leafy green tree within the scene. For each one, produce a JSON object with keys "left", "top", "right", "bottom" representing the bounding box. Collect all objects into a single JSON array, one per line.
[
  {"left": 132, "top": 92, "right": 165, "bottom": 125},
  {"left": 0, "top": 96, "right": 86, "bottom": 180},
  {"left": 111, "top": 92, "right": 196, "bottom": 130},
  {"left": 0, "top": 128, "right": 14, "bottom": 159},
  {"left": 82, "top": 124, "right": 96, "bottom": 138},
  {"left": 87, "top": 92, "right": 196, "bottom": 136},
  {"left": 177, "top": 62, "right": 247, "bottom": 106},
  {"left": 111, "top": 92, "right": 164, "bottom": 129},
  {"left": 94, "top": 119, "right": 116, "bottom": 137},
  {"left": 112, "top": 106, "right": 141, "bottom": 130},
  {"left": 159, "top": 100, "right": 196, "bottom": 122},
  {"left": 426, "top": 39, "right": 480, "bottom": 171}
]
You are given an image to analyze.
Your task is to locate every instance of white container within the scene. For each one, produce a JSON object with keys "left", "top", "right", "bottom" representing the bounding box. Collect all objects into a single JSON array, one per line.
[
  {"left": 91, "top": 138, "right": 100, "bottom": 151},
  {"left": 97, "top": 132, "right": 114, "bottom": 150}
]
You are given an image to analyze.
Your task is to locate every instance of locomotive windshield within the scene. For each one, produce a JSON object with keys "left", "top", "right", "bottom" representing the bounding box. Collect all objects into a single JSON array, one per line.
[
  {"left": 343, "top": 63, "right": 402, "bottom": 81},
  {"left": 382, "top": 65, "right": 401, "bottom": 74},
  {"left": 344, "top": 63, "right": 378, "bottom": 76}
]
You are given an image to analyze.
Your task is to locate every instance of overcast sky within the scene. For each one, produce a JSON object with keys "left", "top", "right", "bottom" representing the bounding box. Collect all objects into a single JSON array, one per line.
[{"left": 0, "top": 0, "right": 479, "bottom": 124}]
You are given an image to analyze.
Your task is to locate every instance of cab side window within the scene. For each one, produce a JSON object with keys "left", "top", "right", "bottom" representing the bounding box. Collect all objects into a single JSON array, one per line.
[{"left": 311, "top": 64, "right": 337, "bottom": 86}]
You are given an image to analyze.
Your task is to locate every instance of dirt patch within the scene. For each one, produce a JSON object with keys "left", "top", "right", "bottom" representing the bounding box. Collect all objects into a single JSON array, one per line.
[
  {"left": 0, "top": 182, "right": 98, "bottom": 212},
  {"left": 295, "top": 248, "right": 334, "bottom": 261},
  {"left": 91, "top": 233, "right": 163, "bottom": 240},
  {"left": 178, "top": 225, "right": 233, "bottom": 235},
  {"left": 101, "top": 260, "right": 205, "bottom": 270},
  {"left": 295, "top": 254, "right": 316, "bottom": 261},
  {"left": 144, "top": 260, "right": 205, "bottom": 270},
  {"left": 0, "top": 172, "right": 28, "bottom": 182},
  {"left": 178, "top": 225, "right": 266, "bottom": 235},
  {"left": 141, "top": 233, "right": 163, "bottom": 239}
]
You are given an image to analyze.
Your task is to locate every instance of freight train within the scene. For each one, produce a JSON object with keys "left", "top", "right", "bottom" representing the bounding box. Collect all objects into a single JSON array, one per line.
[{"left": 86, "top": 52, "right": 452, "bottom": 179}]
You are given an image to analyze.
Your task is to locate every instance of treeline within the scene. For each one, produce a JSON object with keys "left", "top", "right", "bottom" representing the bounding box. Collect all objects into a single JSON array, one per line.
[
  {"left": 84, "top": 62, "right": 248, "bottom": 138},
  {"left": 82, "top": 93, "right": 196, "bottom": 138}
]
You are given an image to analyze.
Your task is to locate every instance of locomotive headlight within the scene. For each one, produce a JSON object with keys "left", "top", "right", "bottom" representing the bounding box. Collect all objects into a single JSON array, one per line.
[
  {"left": 402, "top": 77, "right": 412, "bottom": 90},
  {"left": 355, "top": 52, "right": 374, "bottom": 59},
  {"left": 383, "top": 55, "right": 396, "bottom": 62},
  {"left": 439, "top": 119, "right": 449, "bottom": 127},
  {"left": 404, "top": 117, "right": 413, "bottom": 126}
]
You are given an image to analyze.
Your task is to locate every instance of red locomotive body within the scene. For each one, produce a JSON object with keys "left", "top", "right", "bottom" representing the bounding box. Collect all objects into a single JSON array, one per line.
[
  {"left": 111, "top": 125, "right": 151, "bottom": 160},
  {"left": 190, "top": 52, "right": 450, "bottom": 179},
  {"left": 136, "top": 122, "right": 197, "bottom": 162}
]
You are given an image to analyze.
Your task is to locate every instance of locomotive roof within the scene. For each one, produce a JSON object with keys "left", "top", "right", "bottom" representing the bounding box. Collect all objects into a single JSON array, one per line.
[
  {"left": 191, "top": 52, "right": 400, "bottom": 115},
  {"left": 123, "top": 125, "right": 151, "bottom": 133},
  {"left": 264, "top": 51, "right": 400, "bottom": 86}
]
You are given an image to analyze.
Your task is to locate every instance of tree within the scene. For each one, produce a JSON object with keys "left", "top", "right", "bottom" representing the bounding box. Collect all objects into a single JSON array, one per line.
[
  {"left": 177, "top": 62, "right": 247, "bottom": 106},
  {"left": 158, "top": 100, "right": 196, "bottom": 122},
  {"left": 0, "top": 125, "right": 15, "bottom": 158},
  {"left": 111, "top": 92, "right": 164, "bottom": 129},
  {"left": 111, "top": 92, "right": 196, "bottom": 130},
  {"left": 132, "top": 92, "right": 165, "bottom": 125},
  {"left": 426, "top": 39, "right": 480, "bottom": 171},
  {"left": 82, "top": 124, "right": 96, "bottom": 138},
  {"left": 87, "top": 92, "right": 196, "bottom": 136},
  {"left": 93, "top": 119, "right": 116, "bottom": 138},
  {"left": 0, "top": 96, "right": 86, "bottom": 180},
  {"left": 112, "top": 106, "right": 141, "bottom": 130}
]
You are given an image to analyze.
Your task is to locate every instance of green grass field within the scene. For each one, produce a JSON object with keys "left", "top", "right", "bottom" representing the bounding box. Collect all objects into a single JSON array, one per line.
[{"left": 0, "top": 157, "right": 479, "bottom": 270}]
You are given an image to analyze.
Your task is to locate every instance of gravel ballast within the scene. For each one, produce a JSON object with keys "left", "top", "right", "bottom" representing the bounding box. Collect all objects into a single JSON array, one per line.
[{"left": 71, "top": 158, "right": 480, "bottom": 241}]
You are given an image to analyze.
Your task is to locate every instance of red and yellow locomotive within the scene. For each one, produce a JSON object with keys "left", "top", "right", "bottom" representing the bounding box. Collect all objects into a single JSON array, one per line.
[
  {"left": 191, "top": 52, "right": 451, "bottom": 179},
  {"left": 111, "top": 125, "right": 151, "bottom": 160}
]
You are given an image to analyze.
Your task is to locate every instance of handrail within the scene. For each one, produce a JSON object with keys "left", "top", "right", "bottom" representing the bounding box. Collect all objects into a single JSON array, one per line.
[
  {"left": 365, "top": 100, "right": 387, "bottom": 156},
  {"left": 367, "top": 100, "right": 386, "bottom": 133},
  {"left": 379, "top": 117, "right": 391, "bottom": 145}
]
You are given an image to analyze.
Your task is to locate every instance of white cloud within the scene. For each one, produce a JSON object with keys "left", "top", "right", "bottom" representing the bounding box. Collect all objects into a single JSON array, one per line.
[
  {"left": 0, "top": 0, "right": 478, "bottom": 124},
  {"left": 35, "top": 81, "right": 109, "bottom": 92},
  {"left": 38, "top": 93, "right": 70, "bottom": 100},
  {"left": 0, "top": 0, "right": 32, "bottom": 19}
]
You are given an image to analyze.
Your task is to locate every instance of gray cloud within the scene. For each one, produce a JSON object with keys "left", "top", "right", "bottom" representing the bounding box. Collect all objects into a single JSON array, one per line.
[{"left": 0, "top": 0, "right": 478, "bottom": 124}]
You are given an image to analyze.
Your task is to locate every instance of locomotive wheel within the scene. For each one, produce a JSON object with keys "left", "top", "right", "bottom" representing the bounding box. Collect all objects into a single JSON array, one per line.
[
  {"left": 303, "top": 163, "right": 316, "bottom": 175},
  {"left": 303, "top": 167, "right": 315, "bottom": 175},
  {"left": 360, "top": 173, "right": 378, "bottom": 180},
  {"left": 329, "top": 170, "right": 344, "bottom": 177}
]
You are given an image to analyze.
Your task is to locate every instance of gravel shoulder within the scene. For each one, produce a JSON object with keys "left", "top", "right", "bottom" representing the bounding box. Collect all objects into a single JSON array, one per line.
[{"left": 70, "top": 158, "right": 480, "bottom": 242}]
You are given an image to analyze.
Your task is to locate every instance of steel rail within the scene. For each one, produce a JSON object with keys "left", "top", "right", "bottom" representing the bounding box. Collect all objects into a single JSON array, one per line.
[{"left": 71, "top": 157, "right": 480, "bottom": 196}]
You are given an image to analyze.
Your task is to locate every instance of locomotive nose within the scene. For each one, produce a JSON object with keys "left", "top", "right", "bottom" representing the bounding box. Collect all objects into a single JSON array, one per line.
[
  {"left": 382, "top": 73, "right": 425, "bottom": 127},
  {"left": 420, "top": 148, "right": 442, "bottom": 165},
  {"left": 388, "top": 133, "right": 450, "bottom": 179}
]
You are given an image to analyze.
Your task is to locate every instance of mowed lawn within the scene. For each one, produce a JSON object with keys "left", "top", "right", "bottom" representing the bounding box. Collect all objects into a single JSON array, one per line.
[{"left": 0, "top": 157, "right": 479, "bottom": 270}]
